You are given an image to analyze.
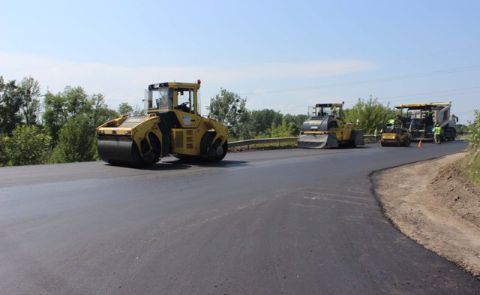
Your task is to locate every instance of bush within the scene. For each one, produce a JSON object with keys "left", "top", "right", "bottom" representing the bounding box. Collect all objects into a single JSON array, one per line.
[
  {"left": 283, "top": 114, "right": 308, "bottom": 136},
  {"left": 208, "top": 89, "right": 249, "bottom": 139},
  {"left": 0, "top": 134, "right": 6, "bottom": 166},
  {"left": 462, "top": 110, "right": 480, "bottom": 184},
  {"left": 345, "top": 97, "right": 395, "bottom": 134},
  {"left": 269, "top": 118, "right": 295, "bottom": 138},
  {"left": 50, "top": 115, "right": 97, "bottom": 163},
  {"left": 468, "top": 110, "right": 480, "bottom": 147},
  {"left": 3, "top": 125, "right": 51, "bottom": 166},
  {"left": 462, "top": 150, "right": 480, "bottom": 185},
  {"left": 249, "top": 109, "right": 283, "bottom": 137}
]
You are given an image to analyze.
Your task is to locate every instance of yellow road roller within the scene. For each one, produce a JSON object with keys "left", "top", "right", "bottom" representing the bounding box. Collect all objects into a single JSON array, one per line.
[
  {"left": 380, "top": 122, "right": 412, "bottom": 147},
  {"left": 298, "top": 102, "right": 364, "bottom": 148},
  {"left": 96, "top": 81, "right": 228, "bottom": 166}
]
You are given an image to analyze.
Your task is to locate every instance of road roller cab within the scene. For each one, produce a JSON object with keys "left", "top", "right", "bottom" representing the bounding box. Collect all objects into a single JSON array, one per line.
[{"left": 96, "top": 81, "right": 228, "bottom": 167}]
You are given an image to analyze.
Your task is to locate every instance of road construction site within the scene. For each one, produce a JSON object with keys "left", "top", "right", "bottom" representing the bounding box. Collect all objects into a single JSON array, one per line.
[{"left": 0, "top": 141, "right": 478, "bottom": 294}]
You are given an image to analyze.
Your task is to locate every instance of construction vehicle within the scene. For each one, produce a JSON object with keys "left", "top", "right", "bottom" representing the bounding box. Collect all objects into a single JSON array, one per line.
[
  {"left": 298, "top": 102, "right": 364, "bottom": 149},
  {"left": 380, "top": 120, "right": 412, "bottom": 147},
  {"left": 96, "top": 81, "right": 228, "bottom": 167},
  {"left": 395, "top": 102, "right": 457, "bottom": 142}
]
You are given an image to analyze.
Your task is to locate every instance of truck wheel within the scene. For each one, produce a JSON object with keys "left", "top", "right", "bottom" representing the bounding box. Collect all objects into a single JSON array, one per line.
[{"left": 448, "top": 127, "right": 456, "bottom": 141}]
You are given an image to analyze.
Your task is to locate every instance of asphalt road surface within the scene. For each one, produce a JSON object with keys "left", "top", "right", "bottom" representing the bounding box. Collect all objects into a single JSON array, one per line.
[{"left": 0, "top": 141, "right": 478, "bottom": 295}]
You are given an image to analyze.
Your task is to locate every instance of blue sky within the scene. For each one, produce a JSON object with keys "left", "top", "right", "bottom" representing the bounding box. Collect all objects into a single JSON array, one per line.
[{"left": 1, "top": 0, "right": 479, "bottom": 122}]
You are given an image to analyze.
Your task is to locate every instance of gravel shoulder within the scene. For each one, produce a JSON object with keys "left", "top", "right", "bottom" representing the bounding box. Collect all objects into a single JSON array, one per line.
[{"left": 373, "top": 152, "right": 480, "bottom": 277}]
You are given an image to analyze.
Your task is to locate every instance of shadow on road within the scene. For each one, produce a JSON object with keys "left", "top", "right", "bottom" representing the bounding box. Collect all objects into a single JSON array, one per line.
[
  {"left": 109, "top": 159, "right": 249, "bottom": 171},
  {"left": 193, "top": 160, "right": 248, "bottom": 168},
  {"left": 142, "top": 162, "right": 192, "bottom": 170},
  {"left": 106, "top": 162, "right": 191, "bottom": 171},
  {"left": 164, "top": 159, "right": 248, "bottom": 168},
  {"left": 326, "top": 144, "right": 373, "bottom": 150}
]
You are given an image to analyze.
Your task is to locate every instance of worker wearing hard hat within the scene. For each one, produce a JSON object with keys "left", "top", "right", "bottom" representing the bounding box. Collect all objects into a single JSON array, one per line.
[
  {"left": 384, "top": 118, "right": 395, "bottom": 133},
  {"left": 434, "top": 123, "right": 442, "bottom": 144}
]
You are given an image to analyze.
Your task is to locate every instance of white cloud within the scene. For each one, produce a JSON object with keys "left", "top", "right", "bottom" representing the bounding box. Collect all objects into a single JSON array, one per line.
[{"left": 0, "top": 51, "right": 376, "bottom": 110}]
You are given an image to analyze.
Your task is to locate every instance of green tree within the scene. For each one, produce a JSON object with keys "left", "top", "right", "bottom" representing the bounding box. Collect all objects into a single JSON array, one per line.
[
  {"left": 64, "top": 86, "right": 91, "bottom": 116},
  {"left": 462, "top": 110, "right": 480, "bottom": 184},
  {"left": 118, "top": 102, "right": 134, "bottom": 116},
  {"left": 50, "top": 115, "right": 97, "bottom": 163},
  {"left": 43, "top": 90, "right": 69, "bottom": 141},
  {"left": 90, "top": 94, "right": 119, "bottom": 129},
  {"left": 208, "top": 89, "right": 249, "bottom": 139},
  {"left": 3, "top": 125, "right": 51, "bottom": 166},
  {"left": 237, "top": 111, "right": 254, "bottom": 139},
  {"left": 18, "top": 76, "right": 41, "bottom": 125},
  {"left": 0, "top": 134, "right": 6, "bottom": 166},
  {"left": 469, "top": 110, "right": 480, "bottom": 148},
  {"left": 43, "top": 86, "right": 118, "bottom": 141},
  {"left": 250, "top": 109, "right": 283, "bottom": 137},
  {"left": 42, "top": 87, "right": 118, "bottom": 163},
  {"left": 0, "top": 75, "right": 44, "bottom": 134},
  {"left": 0, "top": 77, "right": 22, "bottom": 135},
  {"left": 269, "top": 117, "right": 295, "bottom": 137},
  {"left": 283, "top": 114, "right": 308, "bottom": 135},
  {"left": 43, "top": 86, "right": 91, "bottom": 140},
  {"left": 345, "top": 96, "right": 395, "bottom": 134}
]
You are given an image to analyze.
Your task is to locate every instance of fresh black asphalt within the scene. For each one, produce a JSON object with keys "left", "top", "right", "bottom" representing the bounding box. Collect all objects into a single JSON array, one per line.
[{"left": 0, "top": 141, "right": 478, "bottom": 294}]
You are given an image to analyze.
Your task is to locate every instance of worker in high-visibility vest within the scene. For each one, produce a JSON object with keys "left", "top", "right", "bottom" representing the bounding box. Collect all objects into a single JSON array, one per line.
[
  {"left": 434, "top": 123, "right": 442, "bottom": 144},
  {"left": 385, "top": 118, "right": 395, "bottom": 132}
]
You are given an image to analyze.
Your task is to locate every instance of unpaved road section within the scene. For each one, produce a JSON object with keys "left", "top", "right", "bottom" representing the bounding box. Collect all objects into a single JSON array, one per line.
[{"left": 373, "top": 152, "right": 480, "bottom": 277}]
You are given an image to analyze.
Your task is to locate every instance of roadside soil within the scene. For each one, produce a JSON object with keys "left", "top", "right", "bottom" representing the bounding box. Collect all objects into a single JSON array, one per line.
[{"left": 373, "top": 152, "right": 480, "bottom": 277}]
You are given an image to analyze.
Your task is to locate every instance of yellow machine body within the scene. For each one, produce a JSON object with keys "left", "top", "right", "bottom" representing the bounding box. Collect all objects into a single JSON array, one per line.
[
  {"left": 380, "top": 124, "right": 412, "bottom": 147},
  {"left": 382, "top": 133, "right": 397, "bottom": 141},
  {"left": 96, "top": 81, "right": 228, "bottom": 166},
  {"left": 298, "top": 102, "right": 364, "bottom": 149}
]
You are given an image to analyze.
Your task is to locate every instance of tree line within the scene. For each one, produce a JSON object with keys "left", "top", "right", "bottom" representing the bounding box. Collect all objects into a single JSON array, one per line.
[
  {"left": 0, "top": 76, "right": 121, "bottom": 166},
  {"left": 1, "top": 75, "right": 401, "bottom": 167},
  {"left": 208, "top": 89, "right": 396, "bottom": 140}
]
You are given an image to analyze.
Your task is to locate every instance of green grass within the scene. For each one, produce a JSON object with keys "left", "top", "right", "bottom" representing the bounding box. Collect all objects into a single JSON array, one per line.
[
  {"left": 230, "top": 140, "right": 298, "bottom": 151},
  {"left": 249, "top": 141, "right": 298, "bottom": 149},
  {"left": 461, "top": 147, "right": 480, "bottom": 185},
  {"left": 456, "top": 134, "right": 470, "bottom": 141}
]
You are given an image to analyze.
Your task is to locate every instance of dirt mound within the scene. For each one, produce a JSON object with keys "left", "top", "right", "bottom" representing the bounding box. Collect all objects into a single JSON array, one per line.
[
  {"left": 373, "top": 153, "right": 480, "bottom": 277},
  {"left": 431, "top": 162, "right": 480, "bottom": 228}
]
